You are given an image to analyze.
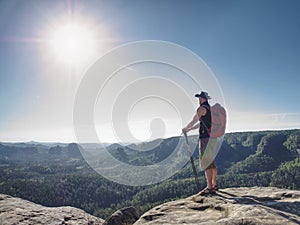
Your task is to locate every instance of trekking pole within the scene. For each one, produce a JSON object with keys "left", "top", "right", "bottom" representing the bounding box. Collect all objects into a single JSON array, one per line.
[{"left": 182, "top": 131, "right": 201, "bottom": 191}]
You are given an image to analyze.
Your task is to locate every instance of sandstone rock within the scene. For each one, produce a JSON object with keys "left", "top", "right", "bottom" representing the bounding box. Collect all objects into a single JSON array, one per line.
[
  {"left": 2, "top": 187, "right": 300, "bottom": 225},
  {"left": 134, "top": 187, "right": 300, "bottom": 225},
  {"left": 103, "top": 206, "right": 139, "bottom": 225},
  {"left": 0, "top": 194, "right": 104, "bottom": 225}
]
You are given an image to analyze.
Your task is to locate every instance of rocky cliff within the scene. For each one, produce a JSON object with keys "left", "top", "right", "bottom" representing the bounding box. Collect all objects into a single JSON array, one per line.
[
  {"left": 1, "top": 187, "right": 300, "bottom": 225},
  {"left": 0, "top": 194, "right": 104, "bottom": 225},
  {"left": 134, "top": 187, "right": 300, "bottom": 225}
]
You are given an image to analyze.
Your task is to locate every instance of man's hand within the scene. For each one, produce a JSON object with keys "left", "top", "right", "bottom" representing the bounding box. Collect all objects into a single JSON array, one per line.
[{"left": 182, "top": 127, "right": 188, "bottom": 135}]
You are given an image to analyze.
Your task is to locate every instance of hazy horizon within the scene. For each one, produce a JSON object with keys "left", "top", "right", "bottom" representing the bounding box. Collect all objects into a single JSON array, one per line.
[{"left": 1, "top": 128, "right": 299, "bottom": 144}]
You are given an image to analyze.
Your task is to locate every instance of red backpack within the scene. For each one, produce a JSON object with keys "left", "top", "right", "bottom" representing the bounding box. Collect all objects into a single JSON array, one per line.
[
  {"left": 202, "top": 103, "right": 227, "bottom": 138},
  {"left": 210, "top": 103, "right": 227, "bottom": 138}
]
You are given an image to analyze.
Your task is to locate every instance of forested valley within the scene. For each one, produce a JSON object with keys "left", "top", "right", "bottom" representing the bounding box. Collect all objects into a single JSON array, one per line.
[{"left": 0, "top": 129, "right": 299, "bottom": 219}]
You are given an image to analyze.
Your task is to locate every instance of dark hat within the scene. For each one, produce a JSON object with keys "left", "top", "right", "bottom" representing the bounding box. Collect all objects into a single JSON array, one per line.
[{"left": 195, "top": 91, "right": 211, "bottom": 100}]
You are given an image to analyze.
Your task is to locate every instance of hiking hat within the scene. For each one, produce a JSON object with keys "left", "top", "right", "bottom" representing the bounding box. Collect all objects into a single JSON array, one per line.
[{"left": 195, "top": 91, "right": 211, "bottom": 100}]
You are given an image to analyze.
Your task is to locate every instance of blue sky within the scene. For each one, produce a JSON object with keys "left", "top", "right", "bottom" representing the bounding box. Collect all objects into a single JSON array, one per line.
[{"left": 0, "top": 0, "right": 299, "bottom": 142}]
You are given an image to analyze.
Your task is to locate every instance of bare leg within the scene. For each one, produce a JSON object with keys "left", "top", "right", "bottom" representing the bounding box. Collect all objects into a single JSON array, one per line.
[
  {"left": 212, "top": 168, "right": 217, "bottom": 187},
  {"left": 205, "top": 169, "right": 213, "bottom": 189},
  {"left": 199, "top": 168, "right": 215, "bottom": 195}
]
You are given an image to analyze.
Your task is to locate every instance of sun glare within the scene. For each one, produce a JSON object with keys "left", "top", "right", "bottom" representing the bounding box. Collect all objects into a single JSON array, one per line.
[{"left": 48, "top": 21, "right": 98, "bottom": 66}]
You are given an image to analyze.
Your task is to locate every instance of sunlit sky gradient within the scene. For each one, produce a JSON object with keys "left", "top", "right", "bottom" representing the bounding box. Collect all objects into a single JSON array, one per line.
[{"left": 0, "top": 0, "right": 300, "bottom": 142}]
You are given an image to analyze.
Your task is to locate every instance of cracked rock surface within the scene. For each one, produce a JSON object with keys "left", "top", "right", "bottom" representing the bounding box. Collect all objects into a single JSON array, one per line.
[{"left": 134, "top": 187, "right": 300, "bottom": 225}]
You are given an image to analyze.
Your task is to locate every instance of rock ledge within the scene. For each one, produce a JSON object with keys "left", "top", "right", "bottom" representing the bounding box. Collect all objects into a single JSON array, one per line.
[
  {"left": 134, "top": 187, "right": 300, "bottom": 225},
  {"left": 0, "top": 194, "right": 104, "bottom": 225}
]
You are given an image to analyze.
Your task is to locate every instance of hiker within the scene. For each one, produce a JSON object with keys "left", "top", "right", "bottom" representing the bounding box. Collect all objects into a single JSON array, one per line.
[{"left": 182, "top": 91, "right": 217, "bottom": 195}]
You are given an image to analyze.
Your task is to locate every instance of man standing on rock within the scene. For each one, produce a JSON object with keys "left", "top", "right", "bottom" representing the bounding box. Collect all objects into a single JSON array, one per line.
[{"left": 182, "top": 91, "right": 217, "bottom": 195}]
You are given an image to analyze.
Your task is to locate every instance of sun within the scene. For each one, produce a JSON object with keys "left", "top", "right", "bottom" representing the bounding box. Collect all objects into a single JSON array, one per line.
[{"left": 47, "top": 21, "right": 98, "bottom": 67}]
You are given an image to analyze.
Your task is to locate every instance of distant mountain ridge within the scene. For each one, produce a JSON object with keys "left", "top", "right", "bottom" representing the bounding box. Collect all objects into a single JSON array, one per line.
[
  {"left": 0, "top": 129, "right": 299, "bottom": 174},
  {"left": 0, "top": 142, "right": 83, "bottom": 163}
]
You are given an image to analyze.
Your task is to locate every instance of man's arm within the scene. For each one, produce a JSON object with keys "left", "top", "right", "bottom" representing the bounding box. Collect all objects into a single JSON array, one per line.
[
  {"left": 187, "top": 123, "right": 200, "bottom": 132},
  {"left": 182, "top": 113, "right": 199, "bottom": 133},
  {"left": 197, "top": 106, "right": 207, "bottom": 119},
  {"left": 182, "top": 106, "right": 207, "bottom": 134}
]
